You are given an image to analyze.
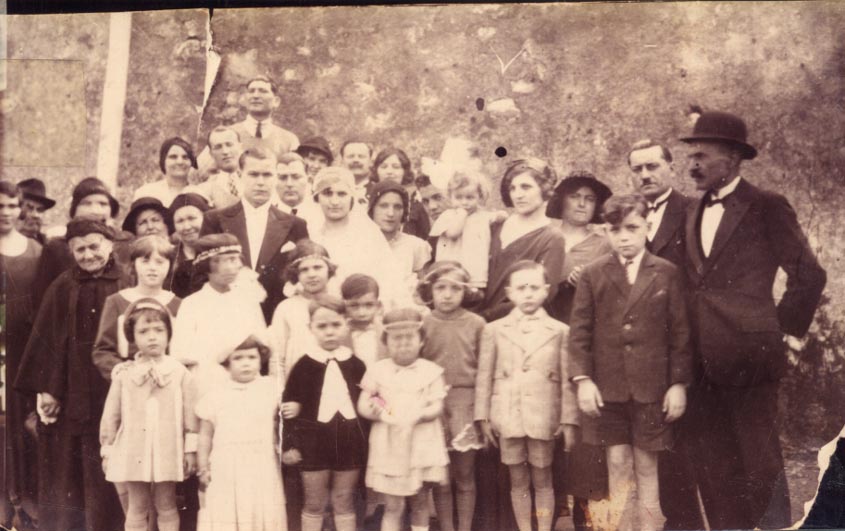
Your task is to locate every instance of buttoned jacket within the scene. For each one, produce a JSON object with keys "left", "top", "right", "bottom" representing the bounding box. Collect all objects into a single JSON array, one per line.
[
  {"left": 568, "top": 251, "right": 692, "bottom": 403},
  {"left": 475, "top": 308, "right": 578, "bottom": 440}
]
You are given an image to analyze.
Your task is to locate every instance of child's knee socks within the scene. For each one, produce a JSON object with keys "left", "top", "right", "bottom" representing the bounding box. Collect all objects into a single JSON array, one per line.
[
  {"left": 535, "top": 487, "right": 554, "bottom": 531},
  {"left": 301, "top": 511, "right": 323, "bottom": 531},
  {"left": 334, "top": 512, "right": 357, "bottom": 531},
  {"left": 510, "top": 485, "right": 532, "bottom": 531}
]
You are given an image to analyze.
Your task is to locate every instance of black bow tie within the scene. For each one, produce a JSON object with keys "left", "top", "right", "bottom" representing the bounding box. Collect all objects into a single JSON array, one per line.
[
  {"left": 648, "top": 198, "right": 668, "bottom": 212},
  {"left": 705, "top": 192, "right": 732, "bottom": 207}
]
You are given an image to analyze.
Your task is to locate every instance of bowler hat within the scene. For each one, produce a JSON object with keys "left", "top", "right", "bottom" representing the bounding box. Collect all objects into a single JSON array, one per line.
[
  {"left": 297, "top": 137, "right": 334, "bottom": 165},
  {"left": 17, "top": 178, "right": 56, "bottom": 209},
  {"left": 546, "top": 170, "right": 613, "bottom": 223},
  {"left": 680, "top": 111, "right": 757, "bottom": 160},
  {"left": 122, "top": 196, "right": 174, "bottom": 235}
]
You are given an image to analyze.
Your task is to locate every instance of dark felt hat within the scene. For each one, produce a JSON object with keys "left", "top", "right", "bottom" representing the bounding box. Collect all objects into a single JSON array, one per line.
[
  {"left": 70, "top": 177, "right": 120, "bottom": 219},
  {"left": 296, "top": 136, "right": 334, "bottom": 165},
  {"left": 169, "top": 192, "right": 210, "bottom": 217},
  {"left": 66, "top": 216, "right": 115, "bottom": 241},
  {"left": 680, "top": 111, "right": 757, "bottom": 160},
  {"left": 17, "top": 178, "right": 56, "bottom": 209},
  {"left": 367, "top": 180, "right": 410, "bottom": 223},
  {"left": 546, "top": 170, "right": 613, "bottom": 223},
  {"left": 122, "top": 196, "right": 174, "bottom": 235}
]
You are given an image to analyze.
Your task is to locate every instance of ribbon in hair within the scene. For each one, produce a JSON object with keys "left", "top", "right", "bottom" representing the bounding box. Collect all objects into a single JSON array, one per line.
[{"left": 195, "top": 244, "right": 242, "bottom": 264}]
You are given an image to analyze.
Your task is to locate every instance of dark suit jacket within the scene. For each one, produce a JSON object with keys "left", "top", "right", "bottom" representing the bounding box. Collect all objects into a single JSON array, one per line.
[
  {"left": 648, "top": 189, "right": 691, "bottom": 268},
  {"left": 684, "top": 178, "right": 826, "bottom": 386},
  {"left": 569, "top": 251, "right": 692, "bottom": 403},
  {"left": 201, "top": 201, "right": 309, "bottom": 323}
]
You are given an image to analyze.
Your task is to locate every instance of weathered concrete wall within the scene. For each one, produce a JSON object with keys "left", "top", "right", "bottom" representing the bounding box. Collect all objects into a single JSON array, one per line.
[
  {"left": 2, "top": 3, "right": 844, "bottom": 301},
  {"left": 203, "top": 2, "right": 845, "bottom": 308},
  {"left": 1, "top": 9, "right": 207, "bottom": 213}
]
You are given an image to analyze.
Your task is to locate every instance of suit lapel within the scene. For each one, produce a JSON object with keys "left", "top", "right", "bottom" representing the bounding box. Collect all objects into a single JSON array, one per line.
[
  {"left": 256, "top": 207, "right": 294, "bottom": 269},
  {"left": 704, "top": 180, "right": 751, "bottom": 269},
  {"left": 685, "top": 199, "right": 705, "bottom": 276},
  {"left": 649, "top": 191, "right": 684, "bottom": 255},
  {"left": 499, "top": 312, "right": 558, "bottom": 363},
  {"left": 602, "top": 256, "right": 631, "bottom": 298},
  {"left": 624, "top": 253, "right": 657, "bottom": 314},
  {"left": 222, "top": 203, "right": 250, "bottom": 266}
]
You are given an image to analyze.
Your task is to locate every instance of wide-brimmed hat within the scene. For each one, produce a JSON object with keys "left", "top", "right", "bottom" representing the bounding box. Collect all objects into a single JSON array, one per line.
[
  {"left": 17, "top": 178, "right": 56, "bottom": 209},
  {"left": 546, "top": 170, "right": 613, "bottom": 223},
  {"left": 297, "top": 136, "right": 334, "bottom": 165},
  {"left": 122, "top": 197, "right": 174, "bottom": 235},
  {"left": 70, "top": 177, "right": 120, "bottom": 219},
  {"left": 680, "top": 111, "right": 757, "bottom": 160}
]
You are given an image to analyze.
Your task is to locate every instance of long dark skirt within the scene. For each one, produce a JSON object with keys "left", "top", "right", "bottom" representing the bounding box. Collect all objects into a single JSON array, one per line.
[{"left": 36, "top": 425, "right": 124, "bottom": 531}]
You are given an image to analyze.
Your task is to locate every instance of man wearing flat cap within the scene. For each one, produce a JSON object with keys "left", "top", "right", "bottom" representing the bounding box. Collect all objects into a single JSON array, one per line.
[
  {"left": 16, "top": 178, "right": 56, "bottom": 245},
  {"left": 15, "top": 216, "right": 128, "bottom": 531},
  {"left": 201, "top": 147, "right": 309, "bottom": 323},
  {"left": 680, "top": 111, "right": 826, "bottom": 529}
]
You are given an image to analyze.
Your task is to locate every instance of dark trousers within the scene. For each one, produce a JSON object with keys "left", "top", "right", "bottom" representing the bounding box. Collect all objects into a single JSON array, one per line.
[
  {"left": 177, "top": 476, "right": 199, "bottom": 531},
  {"left": 689, "top": 382, "right": 790, "bottom": 530},
  {"left": 658, "top": 414, "right": 704, "bottom": 530},
  {"left": 473, "top": 447, "right": 517, "bottom": 531},
  {"left": 284, "top": 467, "right": 303, "bottom": 531},
  {"left": 37, "top": 426, "right": 124, "bottom": 531}
]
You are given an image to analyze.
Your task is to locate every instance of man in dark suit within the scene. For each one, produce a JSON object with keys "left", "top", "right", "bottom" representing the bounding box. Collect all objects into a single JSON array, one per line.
[
  {"left": 627, "top": 140, "right": 702, "bottom": 530},
  {"left": 680, "top": 111, "right": 826, "bottom": 530},
  {"left": 202, "top": 147, "right": 308, "bottom": 323},
  {"left": 628, "top": 139, "right": 691, "bottom": 268}
]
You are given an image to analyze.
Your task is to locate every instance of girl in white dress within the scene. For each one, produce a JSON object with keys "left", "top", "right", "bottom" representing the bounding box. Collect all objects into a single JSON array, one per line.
[
  {"left": 358, "top": 308, "right": 450, "bottom": 531},
  {"left": 196, "top": 334, "right": 285, "bottom": 531}
]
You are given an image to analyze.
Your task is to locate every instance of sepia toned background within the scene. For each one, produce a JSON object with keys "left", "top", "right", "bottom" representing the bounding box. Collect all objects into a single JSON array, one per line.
[{"left": 2, "top": 2, "right": 845, "bottom": 524}]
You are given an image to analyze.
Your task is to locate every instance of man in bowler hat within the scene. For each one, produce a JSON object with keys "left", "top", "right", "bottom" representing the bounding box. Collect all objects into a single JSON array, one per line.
[
  {"left": 16, "top": 178, "right": 56, "bottom": 245},
  {"left": 680, "top": 111, "right": 826, "bottom": 529}
]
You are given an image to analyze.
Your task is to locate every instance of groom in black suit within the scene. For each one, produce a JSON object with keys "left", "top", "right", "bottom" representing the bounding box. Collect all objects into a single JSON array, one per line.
[
  {"left": 681, "top": 112, "right": 826, "bottom": 530},
  {"left": 202, "top": 147, "right": 308, "bottom": 322}
]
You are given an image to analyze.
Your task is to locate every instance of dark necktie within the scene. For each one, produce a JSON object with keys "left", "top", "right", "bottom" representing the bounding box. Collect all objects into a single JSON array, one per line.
[
  {"left": 255, "top": 121, "right": 263, "bottom": 139},
  {"left": 291, "top": 207, "right": 298, "bottom": 216}
]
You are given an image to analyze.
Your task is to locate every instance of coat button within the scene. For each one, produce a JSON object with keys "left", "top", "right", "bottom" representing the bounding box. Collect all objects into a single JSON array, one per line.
[
  {"left": 623, "top": 324, "right": 632, "bottom": 331},
  {"left": 624, "top": 345, "right": 632, "bottom": 352}
]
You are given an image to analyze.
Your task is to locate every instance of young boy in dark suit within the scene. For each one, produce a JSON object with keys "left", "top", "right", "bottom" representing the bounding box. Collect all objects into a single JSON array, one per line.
[{"left": 568, "top": 194, "right": 693, "bottom": 531}]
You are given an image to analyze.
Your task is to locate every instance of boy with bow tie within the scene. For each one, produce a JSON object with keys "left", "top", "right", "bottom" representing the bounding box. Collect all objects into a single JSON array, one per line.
[{"left": 568, "top": 194, "right": 693, "bottom": 531}]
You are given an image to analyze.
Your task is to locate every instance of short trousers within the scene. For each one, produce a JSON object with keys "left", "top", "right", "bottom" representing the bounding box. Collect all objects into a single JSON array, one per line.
[
  {"left": 499, "top": 437, "right": 554, "bottom": 467},
  {"left": 581, "top": 400, "right": 673, "bottom": 452},
  {"left": 442, "top": 387, "right": 482, "bottom": 452},
  {"left": 294, "top": 413, "right": 368, "bottom": 471}
]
